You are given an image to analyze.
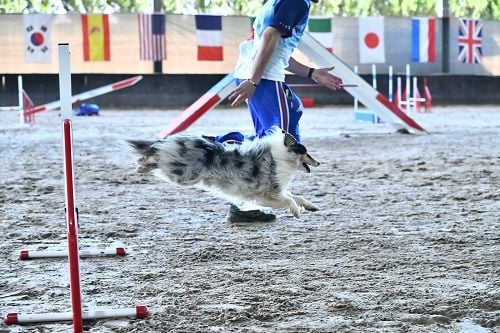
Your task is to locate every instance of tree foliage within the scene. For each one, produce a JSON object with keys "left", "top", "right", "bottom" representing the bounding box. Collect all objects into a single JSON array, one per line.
[{"left": 0, "top": 0, "right": 498, "bottom": 19}]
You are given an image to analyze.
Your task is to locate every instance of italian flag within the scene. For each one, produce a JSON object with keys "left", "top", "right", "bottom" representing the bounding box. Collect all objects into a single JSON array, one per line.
[{"left": 307, "top": 17, "right": 333, "bottom": 53}]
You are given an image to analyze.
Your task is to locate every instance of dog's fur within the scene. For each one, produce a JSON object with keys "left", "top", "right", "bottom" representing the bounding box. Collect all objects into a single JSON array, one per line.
[{"left": 126, "top": 127, "right": 320, "bottom": 217}]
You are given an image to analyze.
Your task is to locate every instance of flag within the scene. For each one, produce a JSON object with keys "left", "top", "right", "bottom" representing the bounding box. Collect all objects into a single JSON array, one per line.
[
  {"left": 81, "top": 14, "right": 110, "bottom": 61},
  {"left": 308, "top": 17, "right": 333, "bottom": 53},
  {"left": 458, "top": 19, "right": 482, "bottom": 64},
  {"left": 138, "top": 13, "right": 167, "bottom": 61},
  {"left": 411, "top": 17, "right": 436, "bottom": 63},
  {"left": 24, "top": 14, "right": 52, "bottom": 64},
  {"left": 358, "top": 17, "right": 385, "bottom": 64},
  {"left": 195, "top": 15, "right": 223, "bottom": 61}
]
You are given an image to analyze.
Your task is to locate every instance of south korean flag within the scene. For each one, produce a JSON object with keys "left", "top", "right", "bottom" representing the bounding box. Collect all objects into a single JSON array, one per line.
[{"left": 24, "top": 14, "right": 52, "bottom": 64}]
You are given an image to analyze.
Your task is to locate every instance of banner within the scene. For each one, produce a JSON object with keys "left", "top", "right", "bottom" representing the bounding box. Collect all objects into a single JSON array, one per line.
[
  {"left": 411, "top": 17, "right": 436, "bottom": 63},
  {"left": 81, "top": 14, "right": 110, "bottom": 61},
  {"left": 24, "top": 14, "right": 52, "bottom": 64},
  {"left": 195, "top": 15, "right": 223, "bottom": 61},
  {"left": 308, "top": 17, "right": 333, "bottom": 53},
  {"left": 458, "top": 19, "right": 482, "bottom": 64},
  {"left": 358, "top": 17, "right": 385, "bottom": 64},
  {"left": 138, "top": 13, "right": 167, "bottom": 61}
]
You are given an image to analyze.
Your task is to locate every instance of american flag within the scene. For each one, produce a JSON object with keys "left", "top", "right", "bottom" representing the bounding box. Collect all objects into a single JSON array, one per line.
[
  {"left": 138, "top": 13, "right": 166, "bottom": 61},
  {"left": 458, "top": 19, "right": 482, "bottom": 64}
]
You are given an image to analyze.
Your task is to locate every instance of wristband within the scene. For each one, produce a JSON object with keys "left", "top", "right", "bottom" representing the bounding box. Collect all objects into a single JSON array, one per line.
[
  {"left": 307, "top": 68, "right": 315, "bottom": 79},
  {"left": 247, "top": 79, "right": 258, "bottom": 87}
]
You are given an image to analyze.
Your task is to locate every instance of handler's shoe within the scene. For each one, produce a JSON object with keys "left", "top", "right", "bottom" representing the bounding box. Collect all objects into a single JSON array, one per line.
[{"left": 227, "top": 204, "right": 276, "bottom": 223}]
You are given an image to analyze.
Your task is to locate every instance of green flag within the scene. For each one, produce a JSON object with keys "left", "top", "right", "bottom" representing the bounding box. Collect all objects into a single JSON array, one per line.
[{"left": 307, "top": 17, "right": 333, "bottom": 53}]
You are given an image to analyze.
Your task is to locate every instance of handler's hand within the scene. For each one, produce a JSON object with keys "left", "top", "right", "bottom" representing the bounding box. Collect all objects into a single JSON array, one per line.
[
  {"left": 228, "top": 79, "right": 257, "bottom": 107},
  {"left": 312, "top": 66, "right": 343, "bottom": 90}
]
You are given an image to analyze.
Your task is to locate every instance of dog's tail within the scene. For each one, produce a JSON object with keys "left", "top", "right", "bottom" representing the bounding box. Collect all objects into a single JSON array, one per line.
[{"left": 126, "top": 139, "right": 158, "bottom": 157}]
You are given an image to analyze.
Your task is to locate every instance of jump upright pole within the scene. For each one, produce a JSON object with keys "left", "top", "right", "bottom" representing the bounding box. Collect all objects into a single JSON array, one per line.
[
  {"left": 60, "top": 43, "right": 84, "bottom": 332},
  {"left": 3, "top": 43, "right": 148, "bottom": 331}
]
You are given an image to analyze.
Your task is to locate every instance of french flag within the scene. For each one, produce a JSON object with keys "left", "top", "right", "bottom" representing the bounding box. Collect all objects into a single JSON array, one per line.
[
  {"left": 412, "top": 17, "right": 436, "bottom": 62},
  {"left": 195, "top": 15, "right": 223, "bottom": 61}
]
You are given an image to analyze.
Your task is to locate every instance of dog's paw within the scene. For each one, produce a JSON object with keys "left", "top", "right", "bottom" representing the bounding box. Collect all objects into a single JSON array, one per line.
[
  {"left": 137, "top": 156, "right": 149, "bottom": 165},
  {"left": 136, "top": 165, "right": 151, "bottom": 174},
  {"left": 289, "top": 202, "right": 302, "bottom": 218},
  {"left": 302, "top": 201, "right": 320, "bottom": 212}
]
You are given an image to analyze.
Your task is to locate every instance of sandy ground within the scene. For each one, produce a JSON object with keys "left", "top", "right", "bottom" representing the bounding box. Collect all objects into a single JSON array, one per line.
[{"left": 0, "top": 105, "right": 499, "bottom": 333}]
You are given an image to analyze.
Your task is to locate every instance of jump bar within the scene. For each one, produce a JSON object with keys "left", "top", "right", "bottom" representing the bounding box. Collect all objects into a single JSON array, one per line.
[
  {"left": 288, "top": 83, "right": 358, "bottom": 88},
  {"left": 4, "top": 305, "right": 148, "bottom": 325},
  {"left": 19, "top": 247, "right": 127, "bottom": 260}
]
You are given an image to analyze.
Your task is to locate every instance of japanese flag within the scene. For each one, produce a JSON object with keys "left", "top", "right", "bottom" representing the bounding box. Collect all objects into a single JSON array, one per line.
[
  {"left": 24, "top": 14, "right": 52, "bottom": 64},
  {"left": 358, "top": 16, "right": 385, "bottom": 64}
]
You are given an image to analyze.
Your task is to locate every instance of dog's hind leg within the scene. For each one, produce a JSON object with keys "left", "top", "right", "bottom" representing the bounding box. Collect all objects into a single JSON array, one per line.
[
  {"left": 135, "top": 156, "right": 158, "bottom": 174},
  {"left": 136, "top": 164, "right": 157, "bottom": 174},
  {"left": 288, "top": 193, "right": 320, "bottom": 212}
]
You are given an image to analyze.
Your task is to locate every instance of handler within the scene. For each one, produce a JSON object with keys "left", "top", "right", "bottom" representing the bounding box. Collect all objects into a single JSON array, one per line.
[{"left": 215, "top": 0, "right": 344, "bottom": 222}]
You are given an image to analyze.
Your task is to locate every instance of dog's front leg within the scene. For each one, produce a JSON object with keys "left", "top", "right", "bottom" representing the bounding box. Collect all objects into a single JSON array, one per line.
[
  {"left": 288, "top": 192, "right": 320, "bottom": 212},
  {"left": 259, "top": 195, "right": 302, "bottom": 218}
]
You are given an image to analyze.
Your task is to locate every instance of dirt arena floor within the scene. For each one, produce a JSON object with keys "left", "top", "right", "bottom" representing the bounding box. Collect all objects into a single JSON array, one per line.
[{"left": 0, "top": 105, "right": 499, "bottom": 333}]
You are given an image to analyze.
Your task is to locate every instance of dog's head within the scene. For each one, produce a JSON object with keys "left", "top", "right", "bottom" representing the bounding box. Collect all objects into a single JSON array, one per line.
[{"left": 282, "top": 131, "right": 320, "bottom": 173}]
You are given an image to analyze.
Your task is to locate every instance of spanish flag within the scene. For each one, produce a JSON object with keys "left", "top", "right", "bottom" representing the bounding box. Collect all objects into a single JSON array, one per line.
[{"left": 81, "top": 14, "right": 110, "bottom": 61}]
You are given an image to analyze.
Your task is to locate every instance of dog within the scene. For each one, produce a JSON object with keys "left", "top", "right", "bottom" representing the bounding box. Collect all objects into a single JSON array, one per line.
[{"left": 126, "top": 127, "right": 320, "bottom": 218}]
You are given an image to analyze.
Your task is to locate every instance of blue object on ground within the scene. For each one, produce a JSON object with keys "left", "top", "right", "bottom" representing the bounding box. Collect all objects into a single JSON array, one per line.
[{"left": 75, "top": 103, "right": 99, "bottom": 116}]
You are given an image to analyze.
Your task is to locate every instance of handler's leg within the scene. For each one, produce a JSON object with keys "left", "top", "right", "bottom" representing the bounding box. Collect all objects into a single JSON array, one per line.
[{"left": 247, "top": 80, "right": 303, "bottom": 141}]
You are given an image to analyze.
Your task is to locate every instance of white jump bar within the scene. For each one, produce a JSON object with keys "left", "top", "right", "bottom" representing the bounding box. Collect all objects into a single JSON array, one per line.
[
  {"left": 19, "top": 247, "right": 127, "bottom": 260},
  {"left": 4, "top": 305, "right": 148, "bottom": 324}
]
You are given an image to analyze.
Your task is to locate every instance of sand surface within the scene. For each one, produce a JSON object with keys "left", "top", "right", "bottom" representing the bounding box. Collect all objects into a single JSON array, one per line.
[{"left": 0, "top": 105, "right": 499, "bottom": 333}]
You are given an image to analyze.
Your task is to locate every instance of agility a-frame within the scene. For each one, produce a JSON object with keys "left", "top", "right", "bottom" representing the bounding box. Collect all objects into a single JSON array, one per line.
[{"left": 157, "top": 32, "right": 426, "bottom": 138}]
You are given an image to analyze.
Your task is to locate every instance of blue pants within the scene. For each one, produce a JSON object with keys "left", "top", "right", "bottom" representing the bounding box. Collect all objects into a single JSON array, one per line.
[{"left": 216, "top": 78, "right": 304, "bottom": 144}]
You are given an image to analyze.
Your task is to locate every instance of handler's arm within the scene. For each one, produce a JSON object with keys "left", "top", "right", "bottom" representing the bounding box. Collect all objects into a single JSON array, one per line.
[
  {"left": 286, "top": 57, "right": 343, "bottom": 91},
  {"left": 249, "top": 27, "right": 281, "bottom": 84},
  {"left": 228, "top": 27, "right": 281, "bottom": 106}
]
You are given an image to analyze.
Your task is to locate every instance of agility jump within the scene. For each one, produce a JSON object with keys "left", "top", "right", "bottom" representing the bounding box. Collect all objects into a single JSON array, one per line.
[
  {"left": 18, "top": 74, "right": 143, "bottom": 125},
  {"left": 395, "top": 64, "right": 432, "bottom": 113},
  {"left": 3, "top": 44, "right": 148, "bottom": 332},
  {"left": 157, "top": 31, "right": 426, "bottom": 138},
  {"left": 0, "top": 76, "right": 36, "bottom": 125}
]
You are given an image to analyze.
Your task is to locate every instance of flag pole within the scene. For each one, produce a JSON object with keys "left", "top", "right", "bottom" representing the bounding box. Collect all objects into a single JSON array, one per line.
[
  {"left": 153, "top": 0, "right": 163, "bottom": 74},
  {"left": 439, "top": 0, "right": 450, "bottom": 73}
]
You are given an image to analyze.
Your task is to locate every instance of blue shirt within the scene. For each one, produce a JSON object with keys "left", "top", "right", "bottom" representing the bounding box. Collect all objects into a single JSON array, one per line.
[{"left": 234, "top": 0, "right": 311, "bottom": 82}]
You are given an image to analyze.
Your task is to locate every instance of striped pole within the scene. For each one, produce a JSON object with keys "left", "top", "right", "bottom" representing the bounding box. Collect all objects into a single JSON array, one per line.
[
  {"left": 59, "top": 43, "right": 84, "bottom": 333},
  {"left": 388, "top": 66, "right": 393, "bottom": 102},
  {"left": 157, "top": 72, "right": 236, "bottom": 138},
  {"left": 397, "top": 76, "right": 402, "bottom": 109},
  {"left": 413, "top": 76, "right": 419, "bottom": 112},
  {"left": 371, "top": 64, "right": 377, "bottom": 89},
  {"left": 18, "top": 76, "right": 24, "bottom": 125},
  {"left": 3, "top": 44, "right": 148, "bottom": 332},
  {"left": 405, "top": 64, "right": 411, "bottom": 111},
  {"left": 353, "top": 66, "right": 359, "bottom": 113},
  {"left": 23, "top": 75, "right": 143, "bottom": 117},
  {"left": 4, "top": 306, "right": 148, "bottom": 326},
  {"left": 19, "top": 246, "right": 127, "bottom": 260}
]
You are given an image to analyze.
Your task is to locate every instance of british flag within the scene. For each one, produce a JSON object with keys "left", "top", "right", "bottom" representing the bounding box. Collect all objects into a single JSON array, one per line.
[{"left": 458, "top": 19, "right": 482, "bottom": 64}]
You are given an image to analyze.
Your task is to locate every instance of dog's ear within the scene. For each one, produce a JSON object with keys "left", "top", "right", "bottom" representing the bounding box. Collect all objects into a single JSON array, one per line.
[
  {"left": 284, "top": 133, "right": 297, "bottom": 148},
  {"left": 284, "top": 133, "right": 307, "bottom": 154}
]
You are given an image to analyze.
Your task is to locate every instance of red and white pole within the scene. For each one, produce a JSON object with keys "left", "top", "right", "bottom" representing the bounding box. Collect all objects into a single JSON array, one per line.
[
  {"left": 3, "top": 43, "right": 148, "bottom": 331},
  {"left": 19, "top": 246, "right": 127, "bottom": 260},
  {"left": 58, "top": 43, "right": 84, "bottom": 333},
  {"left": 4, "top": 306, "right": 148, "bottom": 325}
]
